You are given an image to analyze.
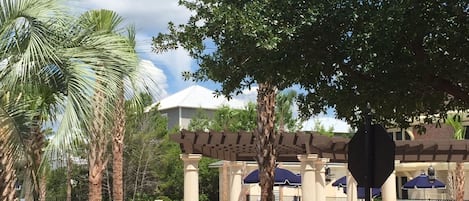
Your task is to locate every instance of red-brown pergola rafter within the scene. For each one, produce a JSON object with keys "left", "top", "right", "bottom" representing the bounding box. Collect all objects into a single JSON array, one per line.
[{"left": 171, "top": 130, "right": 469, "bottom": 162}]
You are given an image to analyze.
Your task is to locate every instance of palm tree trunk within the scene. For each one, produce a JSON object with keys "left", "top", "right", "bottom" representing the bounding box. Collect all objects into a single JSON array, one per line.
[
  {"left": 89, "top": 86, "right": 108, "bottom": 201},
  {"left": 66, "top": 155, "right": 72, "bottom": 201},
  {"left": 0, "top": 129, "right": 17, "bottom": 201},
  {"left": 23, "top": 171, "right": 35, "bottom": 201},
  {"left": 32, "top": 129, "right": 46, "bottom": 201},
  {"left": 24, "top": 126, "right": 44, "bottom": 201},
  {"left": 256, "top": 82, "right": 277, "bottom": 201},
  {"left": 112, "top": 89, "right": 125, "bottom": 201},
  {"left": 39, "top": 173, "right": 47, "bottom": 201},
  {"left": 455, "top": 162, "right": 465, "bottom": 201}
]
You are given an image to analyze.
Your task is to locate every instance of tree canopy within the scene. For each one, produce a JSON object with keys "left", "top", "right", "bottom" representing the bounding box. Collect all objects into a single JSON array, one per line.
[
  {"left": 155, "top": 0, "right": 468, "bottom": 128},
  {"left": 297, "top": 1, "right": 469, "bottom": 128}
]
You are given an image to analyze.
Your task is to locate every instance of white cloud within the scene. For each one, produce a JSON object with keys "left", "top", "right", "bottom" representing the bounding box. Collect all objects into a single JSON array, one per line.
[
  {"left": 69, "top": 0, "right": 191, "bottom": 32},
  {"left": 233, "top": 86, "right": 258, "bottom": 103},
  {"left": 302, "top": 116, "right": 352, "bottom": 133},
  {"left": 133, "top": 60, "right": 169, "bottom": 100},
  {"left": 135, "top": 33, "right": 192, "bottom": 79},
  {"left": 69, "top": 0, "right": 195, "bottom": 93}
]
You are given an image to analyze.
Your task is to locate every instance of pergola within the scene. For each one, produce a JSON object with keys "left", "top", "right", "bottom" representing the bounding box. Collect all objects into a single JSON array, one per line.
[
  {"left": 171, "top": 130, "right": 469, "bottom": 201},
  {"left": 171, "top": 130, "right": 469, "bottom": 163}
]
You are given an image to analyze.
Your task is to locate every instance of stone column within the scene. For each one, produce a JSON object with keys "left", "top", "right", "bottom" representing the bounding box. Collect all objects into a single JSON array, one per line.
[
  {"left": 346, "top": 170, "right": 358, "bottom": 201},
  {"left": 382, "top": 161, "right": 398, "bottom": 201},
  {"left": 382, "top": 170, "right": 397, "bottom": 201},
  {"left": 297, "top": 154, "right": 317, "bottom": 201},
  {"left": 315, "top": 158, "right": 330, "bottom": 201},
  {"left": 229, "top": 161, "right": 244, "bottom": 201},
  {"left": 181, "top": 154, "right": 202, "bottom": 201}
]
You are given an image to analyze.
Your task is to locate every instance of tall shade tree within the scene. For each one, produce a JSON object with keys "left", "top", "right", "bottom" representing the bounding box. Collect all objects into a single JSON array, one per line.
[
  {"left": 155, "top": 1, "right": 468, "bottom": 200},
  {"left": 153, "top": 1, "right": 319, "bottom": 200},
  {"left": 292, "top": 2, "right": 468, "bottom": 199}
]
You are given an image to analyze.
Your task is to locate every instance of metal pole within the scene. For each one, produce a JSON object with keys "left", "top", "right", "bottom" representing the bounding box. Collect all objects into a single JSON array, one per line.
[{"left": 364, "top": 103, "right": 372, "bottom": 201}]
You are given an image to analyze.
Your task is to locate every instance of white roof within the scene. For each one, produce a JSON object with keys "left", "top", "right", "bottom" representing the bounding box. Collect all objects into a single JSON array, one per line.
[{"left": 146, "top": 85, "right": 247, "bottom": 111}]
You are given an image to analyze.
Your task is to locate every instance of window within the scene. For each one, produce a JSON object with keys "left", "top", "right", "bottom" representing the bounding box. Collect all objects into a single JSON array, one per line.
[
  {"left": 389, "top": 129, "right": 413, "bottom": 141},
  {"left": 465, "top": 126, "right": 469, "bottom": 139}
]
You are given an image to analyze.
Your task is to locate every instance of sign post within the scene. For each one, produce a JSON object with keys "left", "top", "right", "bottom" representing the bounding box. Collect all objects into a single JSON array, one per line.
[{"left": 348, "top": 114, "right": 395, "bottom": 201}]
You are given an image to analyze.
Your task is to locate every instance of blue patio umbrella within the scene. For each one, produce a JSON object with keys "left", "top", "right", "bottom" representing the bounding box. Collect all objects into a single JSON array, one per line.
[
  {"left": 333, "top": 176, "right": 381, "bottom": 199},
  {"left": 243, "top": 167, "right": 301, "bottom": 186},
  {"left": 332, "top": 176, "right": 347, "bottom": 187},
  {"left": 402, "top": 173, "right": 445, "bottom": 199},
  {"left": 402, "top": 173, "right": 446, "bottom": 189}
]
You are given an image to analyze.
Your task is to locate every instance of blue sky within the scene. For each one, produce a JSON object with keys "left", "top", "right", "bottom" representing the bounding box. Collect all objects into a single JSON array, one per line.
[
  {"left": 70, "top": 0, "right": 352, "bottom": 132},
  {"left": 70, "top": 0, "right": 216, "bottom": 95}
]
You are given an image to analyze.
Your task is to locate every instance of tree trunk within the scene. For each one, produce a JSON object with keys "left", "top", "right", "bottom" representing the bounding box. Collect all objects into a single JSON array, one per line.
[
  {"left": 23, "top": 171, "right": 35, "bottom": 201},
  {"left": 34, "top": 130, "right": 46, "bottom": 201},
  {"left": 139, "top": 153, "right": 151, "bottom": 193},
  {"left": 112, "top": 88, "right": 125, "bottom": 201},
  {"left": 89, "top": 85, "right": 108, "bottom": 201},
  {"left": 38, "top": 173, "right": 47, "bottom": 201},
  {"left": 255, "top": 82, "right": 277, "bottom": 201},
  {"left": 24, "top": 126, "right": 44, "bottom": 201},
  {"left": 0, "top": 126, "right": 17, "bottom": 201},
  {"left": 66, "top": 155, "right": 72, "bottom": 201},
  {"left": 455, "top": 162, "right": 465, "bottom": 201}
]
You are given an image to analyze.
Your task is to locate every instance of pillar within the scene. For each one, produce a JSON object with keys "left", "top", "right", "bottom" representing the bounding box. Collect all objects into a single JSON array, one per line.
[
  {"left": 229, "top": 161, "right": 244, "bottom": 201},
  {"left": 346, "top": 170, "right": 358, "bottom": 201},
  {"left": 181, "top": 154, "right": 202, "bottom": 201},
  {"left": 315, "top": 158, "right": 330, "bottom": 201},
  {"left": 382, "top": 161, "right": 398, "bottom": 201},
  {"left": 382, "top": 170, "right": 397, "bottom": 201},
  {"left": 298, "top": 154, "right": 317, "bottom": 201}
]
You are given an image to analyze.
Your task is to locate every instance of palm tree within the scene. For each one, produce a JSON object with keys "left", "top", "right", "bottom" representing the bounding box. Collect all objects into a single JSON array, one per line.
[
  {"left": 0, "top": 2, "right": 139, "bottom": 201},
  {"left": 0, "top": 91, "right": 33, "bottom": 201},
  {"left": 446, "top": 114, "right": 466, "bottom": 201},
  {"left": 275, "top": 90, "right": 298, "bottom": 132},
  {"left": 72, "top": 9, "right": 138, "bottom": 201},
  {"left": 111, "top": 27, "right": 163, "bottom": 201},
  {"left": 0, "top": 0, "right": 67, "bottom": 200}
]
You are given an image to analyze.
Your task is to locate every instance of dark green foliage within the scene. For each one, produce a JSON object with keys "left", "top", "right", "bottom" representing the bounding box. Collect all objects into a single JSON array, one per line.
[
  {"left": 312, "top": 120, "right": 334, "bottom": 137},
  {"left": 198, "top": 157, "right": 219, "bottom": 201},
  {"left": 154, "top": 137, "right": 184, "bottom": 201},
  {"left": 154, "top": 0, "right": 469, "bottom": 129},
  {"left": 153, "top": 0, "right": 316, "bottom": 97},
  {"left": 296, "top": 1, "right": 469, "bottom": 128},
  {"left": 124, "top": 96, "right": 172, "bottom": 200},
  {"left": 46, "top": 166, "right": 88, "bottom": 201},
  {"left": 188, "top": 104, "right": 258, "bottom": 132},
  {"left": 188, "top": 108, "right": 211, "bottom": 131}
]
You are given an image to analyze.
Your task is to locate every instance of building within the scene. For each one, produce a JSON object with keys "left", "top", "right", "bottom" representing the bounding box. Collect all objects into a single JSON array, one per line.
[{"left": 146, "top": 85, "right": 247, "bottom": 130}]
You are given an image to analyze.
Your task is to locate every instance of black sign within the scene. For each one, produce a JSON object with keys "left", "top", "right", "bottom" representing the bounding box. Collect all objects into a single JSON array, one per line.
[{"left": 348, "top": 124, "right": 395, "bottom": 188}]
